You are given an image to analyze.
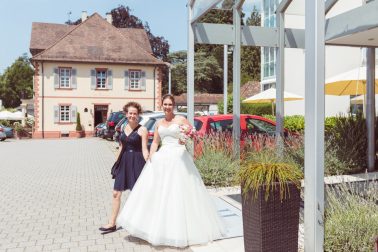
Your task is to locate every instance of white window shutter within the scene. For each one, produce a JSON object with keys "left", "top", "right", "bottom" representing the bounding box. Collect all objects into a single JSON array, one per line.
[
  {"left": 140, "top": 71, "right": 146, "bottom": 91},
  {"left": 54, "top": 68, "right": 59, "bottom": 88},
  {"left": 71, "top": 69, "right": 77, "bottom": 89},
  {"left": 107, "top": 70, "right": 113, "bottom": 89},
  {"left": 90, "top": 70, "right": 96, "bottom": 90},
  {"left": 71, "top": 106, "right": 77, "bottom": 123},
  {"left": 124, "top": 70, "right": 129, "bottom": 90},
  {"left": 54, "top": 106, "right": 59, "bottom": 123}
]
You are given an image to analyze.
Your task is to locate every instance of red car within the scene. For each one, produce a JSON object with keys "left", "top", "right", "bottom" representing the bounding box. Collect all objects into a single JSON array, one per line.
[{"left": 194, "top": 114, "right": 288, "bottom": 136}]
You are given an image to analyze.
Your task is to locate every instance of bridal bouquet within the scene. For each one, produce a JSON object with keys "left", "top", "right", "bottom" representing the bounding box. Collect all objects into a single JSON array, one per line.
[{"left": 178, "top": 124, "right": 196, "bottom": 144}]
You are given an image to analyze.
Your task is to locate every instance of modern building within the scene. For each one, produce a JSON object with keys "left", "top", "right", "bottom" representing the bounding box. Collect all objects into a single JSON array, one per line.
[
  {"left": 29, "top": 12, "right": 165, "bottom": 138},
  {"left": 261, "top": 0, "right": 377, "bottom": 116}
]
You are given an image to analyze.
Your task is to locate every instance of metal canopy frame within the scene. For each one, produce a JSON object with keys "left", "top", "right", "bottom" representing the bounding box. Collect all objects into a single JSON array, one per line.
[{"left": 187, "top": 0, "right": 378, "bottom": 250}]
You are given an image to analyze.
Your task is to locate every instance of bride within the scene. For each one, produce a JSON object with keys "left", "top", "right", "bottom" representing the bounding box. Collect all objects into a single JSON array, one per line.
[{"left": 117, "top": 94, "right": 226, "bottom": 247}]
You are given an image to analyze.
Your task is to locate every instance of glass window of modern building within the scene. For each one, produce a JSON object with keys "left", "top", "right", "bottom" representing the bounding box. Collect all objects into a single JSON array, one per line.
[{"left": 262, "top": 0, "right": 278, "bottom": 80}]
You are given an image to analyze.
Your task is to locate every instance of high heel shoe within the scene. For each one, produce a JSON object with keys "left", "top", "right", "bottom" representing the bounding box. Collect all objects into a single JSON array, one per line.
[{"left": 99, "top": 225, "right": 116, "bottom": 232}]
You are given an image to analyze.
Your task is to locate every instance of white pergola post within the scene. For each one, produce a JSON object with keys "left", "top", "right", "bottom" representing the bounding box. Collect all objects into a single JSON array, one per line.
[
  {"left": 304, "top": 0, "right": 325, "bottom": 251},
  {"left": 366, "top": 47, "right": 376, "bottom": 172},
  {"left": 224, "top": 45, "right": 228, "bottom": 115},
  {"left": 276, "top": 1, "right": 291, "bottom": 138},
  {"left": 232, "top": 2, "right": 242, "bottom": 158},
  {"left": 187, "top": 0, "right": 195, "bottom": 125}
]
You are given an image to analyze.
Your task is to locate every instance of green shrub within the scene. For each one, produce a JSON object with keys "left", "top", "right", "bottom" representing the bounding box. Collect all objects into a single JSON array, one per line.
[
  {"left": 325, "top": 181, "right": 378, "bottom": 252},
  {"left": 325, "top": 114, "right": 367, "bottom": 173},
  {"left": 261, "top": 115, "right": 305, "bottom": 132},
  {"left": 283, "top": 135, "right": 353, "bottom": 176},
  {"left": 0, "top": 120, "right": 10, "bottom": 127},
  {"left": 217, "top": 94, "right": 273, "bottom": 116},
  {"left": 325, "top": 116, "right": 338, "bottom": 132},
  {"left": 194, "top": 133, "right": 239, "bottom": 187},
  {"left": 240, "top": 135, "right": 303, "bottom": 201},
  {"left": 76, "top": 112, "right": 83, "bottom": 131},
  {"left": 241, "top": 103, "right": 273, "bottom": 116}
]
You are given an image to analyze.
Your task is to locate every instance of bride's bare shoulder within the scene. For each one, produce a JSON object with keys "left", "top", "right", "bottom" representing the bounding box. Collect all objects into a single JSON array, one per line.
[{"left": 175, "top": 115, "right": 189, "bottom": 125}]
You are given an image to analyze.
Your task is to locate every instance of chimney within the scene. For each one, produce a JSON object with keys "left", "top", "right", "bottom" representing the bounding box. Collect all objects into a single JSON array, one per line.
[
  {"left": 106, "top": 13, "right": 113, "bottom": 24},
  {"left": 81, "top": 11, "right": 88, "bottom": 22}
]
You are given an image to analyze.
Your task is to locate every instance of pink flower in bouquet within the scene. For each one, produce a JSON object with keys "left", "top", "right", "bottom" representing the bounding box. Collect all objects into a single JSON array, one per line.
[{"left": 178, "top": 124, "right": 196, "bottom": 144}]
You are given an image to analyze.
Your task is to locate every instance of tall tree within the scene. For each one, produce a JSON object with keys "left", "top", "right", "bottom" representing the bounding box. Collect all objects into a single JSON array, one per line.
[
  {"left": 167, "top": 51, "right": 223, "bottom": 95},
  {"left": 241, "top": 6, "right": 261, "bottom": 82},
  {"left": 110, "top": 6, "right": 170, "bottom": 62},
  {"left": 0, "top": 54, "right": 34, "bottom": 108}
]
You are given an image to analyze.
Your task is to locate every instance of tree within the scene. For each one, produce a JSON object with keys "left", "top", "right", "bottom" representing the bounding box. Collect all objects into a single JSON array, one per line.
[
  {"left": 111, "top": 6, "right": 170, "bottom": 62},
  {"left": 167, "top": 51, "right": 223, "bottom": 95},
  {"left": 0, "top": 54, "right": 34, "bottom": 108},
  {"left": 241, "top": 6, "right": 261, "bottom": 82}
]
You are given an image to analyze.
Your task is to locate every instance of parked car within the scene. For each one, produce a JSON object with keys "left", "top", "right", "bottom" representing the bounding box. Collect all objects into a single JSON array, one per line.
[
  {"left": 94, "top": 123, "right": 106, "bottom": 137},
  {"left": 142, "top": 112, "right": 187, "bottom": 147},
  {"left": 0, "top": 127, "right": 6, "bottom": 141},
  {"left": 103, "top": 111, "right": 125, "bottom": 140},
  {"left": 193, "top": 114, "right": 289, "bottom": 136},
  {"left": 193, "top": 114, "right": 292, "bottom": 154},
  {"left": 113, "top": 116, "right": 142, "bottom": 142},
  {"left": 113, "top": 112, "right": 187, "bottom": 148},
  {"left": 0, "top": 124, "right": 14, "bottom": 138}
]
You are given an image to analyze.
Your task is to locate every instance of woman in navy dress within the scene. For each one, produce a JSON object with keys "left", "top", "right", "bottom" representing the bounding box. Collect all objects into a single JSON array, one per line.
[{"left": 100, "top": 102, "right": 149, "bottom": 232}]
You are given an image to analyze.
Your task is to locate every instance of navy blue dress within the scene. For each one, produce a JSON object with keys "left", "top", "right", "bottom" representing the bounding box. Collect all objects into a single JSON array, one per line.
[{"left": 114, "top": 125, "right": 146, "bottom": 191}]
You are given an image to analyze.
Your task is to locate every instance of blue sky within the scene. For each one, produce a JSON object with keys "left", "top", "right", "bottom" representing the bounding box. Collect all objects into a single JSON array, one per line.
[{"left": 0, "top": 0, "right": 261, "bottom": 74}]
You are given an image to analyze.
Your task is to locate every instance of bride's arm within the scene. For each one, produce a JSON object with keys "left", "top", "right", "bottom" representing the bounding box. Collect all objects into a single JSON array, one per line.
[{"left": 148, "top": 122, "right": 161, "bottom": 160}]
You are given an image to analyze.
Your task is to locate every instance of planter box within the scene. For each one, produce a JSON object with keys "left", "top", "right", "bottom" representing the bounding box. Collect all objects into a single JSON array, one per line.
[{"left": 242, "top": 182, "right": 301, "bottom": 252}]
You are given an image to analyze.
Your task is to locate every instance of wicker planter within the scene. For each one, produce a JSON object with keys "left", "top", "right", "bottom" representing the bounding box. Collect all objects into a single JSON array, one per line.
[{"left": 241, "top": 182, "right": 301, "bottom": 252}]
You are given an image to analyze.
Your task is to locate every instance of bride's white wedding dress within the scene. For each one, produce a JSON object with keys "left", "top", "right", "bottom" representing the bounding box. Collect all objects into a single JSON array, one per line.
[{"left": 117, "top": 123, "right": 226, "bottom": 247}]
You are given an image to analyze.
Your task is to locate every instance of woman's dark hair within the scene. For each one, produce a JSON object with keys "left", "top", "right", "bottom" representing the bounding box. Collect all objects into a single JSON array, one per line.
[
  {"left": 123, "top": 102, "right": 142, "bottom": 114},
  {"left": 162, "top": 94, "right": 175, "bottom": 105}
]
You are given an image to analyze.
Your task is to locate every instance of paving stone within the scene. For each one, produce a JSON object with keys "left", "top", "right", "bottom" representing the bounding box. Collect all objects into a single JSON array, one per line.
[{"left": 0, "top": 139, "right": 193, "bottom": 252}]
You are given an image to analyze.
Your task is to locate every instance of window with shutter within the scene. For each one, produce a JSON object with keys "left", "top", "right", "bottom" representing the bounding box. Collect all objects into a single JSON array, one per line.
[
  {"left": 96, "top": 69, "right": 107, "bottom": 89},
  {"left": 59, "top": 68, "right": 71, "bottom": 88},
  {"left": 60, "top": 105, "right": 71, "bottom": 122},
  {"left": 129, "top": 70, "right": 142, "bottom": 90}
]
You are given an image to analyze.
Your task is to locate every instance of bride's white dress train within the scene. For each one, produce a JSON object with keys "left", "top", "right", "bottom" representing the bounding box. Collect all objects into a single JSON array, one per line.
[{"left": 117, "top": 123, "right": 226, "bottom": 247}]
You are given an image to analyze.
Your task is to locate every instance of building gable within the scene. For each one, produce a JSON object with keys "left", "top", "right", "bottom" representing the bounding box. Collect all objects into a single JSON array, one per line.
[{"left": 31, "top": 13, "right": 163, "bottom": 65}]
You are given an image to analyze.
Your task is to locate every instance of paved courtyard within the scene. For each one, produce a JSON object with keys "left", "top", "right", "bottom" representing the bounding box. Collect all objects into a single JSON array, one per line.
[{"left": 0, "top": 138, "right": 192, "bottom": 252}]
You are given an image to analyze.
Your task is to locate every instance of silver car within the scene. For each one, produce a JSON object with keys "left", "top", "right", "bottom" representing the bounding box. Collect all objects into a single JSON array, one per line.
[{"left": 0, "top": 130, "right": 6, "bottom": 141}]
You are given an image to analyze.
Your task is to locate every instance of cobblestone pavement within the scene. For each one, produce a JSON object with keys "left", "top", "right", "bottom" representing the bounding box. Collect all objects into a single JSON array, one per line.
[{"left": 0, "top": 138, "right": 192, "bottom": 252}]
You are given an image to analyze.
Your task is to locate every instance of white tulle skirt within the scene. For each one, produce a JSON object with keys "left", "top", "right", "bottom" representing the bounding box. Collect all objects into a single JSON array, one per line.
[{"left": 117, "top": 143, "right": 226, "bottom": 247}]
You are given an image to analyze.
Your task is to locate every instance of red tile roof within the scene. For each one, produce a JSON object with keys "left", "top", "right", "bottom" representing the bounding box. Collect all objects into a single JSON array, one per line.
[{"left": 30, "top": 13, "right": 162, "bottom": 65}]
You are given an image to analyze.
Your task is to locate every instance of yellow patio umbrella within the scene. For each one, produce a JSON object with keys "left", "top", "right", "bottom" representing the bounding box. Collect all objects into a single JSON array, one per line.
[
  {"left": 325, "top": 66, "right": 378, "bottom": 95},
  {"left": 242, "top": 88, "right": 304, "bottom": 115}
]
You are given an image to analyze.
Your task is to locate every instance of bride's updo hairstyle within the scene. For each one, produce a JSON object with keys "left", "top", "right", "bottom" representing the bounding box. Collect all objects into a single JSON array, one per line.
[
  {"left": 123, "top": 101, "right": 142, "bottom": 114},
  {"left": 162, "top": 94, "right": 175, "bottom": 105}
]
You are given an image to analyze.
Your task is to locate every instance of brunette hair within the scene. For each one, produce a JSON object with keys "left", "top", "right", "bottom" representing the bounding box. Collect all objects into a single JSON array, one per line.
[
  {"left": 162, "top": 94, "right": 175, "bottom": 105},
  {"left": 123, "top": 102, "right": 142, "bottom": 114}
]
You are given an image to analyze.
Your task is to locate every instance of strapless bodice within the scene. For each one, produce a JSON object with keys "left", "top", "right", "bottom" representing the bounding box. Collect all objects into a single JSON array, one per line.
[{"left": 158, "top": 123, "right": 182, "bottom": 147}]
